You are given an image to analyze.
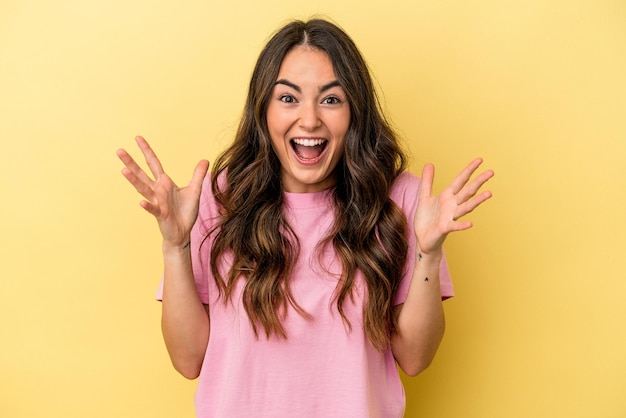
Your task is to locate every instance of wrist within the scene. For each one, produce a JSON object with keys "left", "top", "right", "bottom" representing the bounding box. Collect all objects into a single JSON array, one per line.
[
  {"left": 162, "top": 239, "right": 192, "bottom": 256},
  {"left": 416, "top": 247, "right": 443, "bottom": 264}
]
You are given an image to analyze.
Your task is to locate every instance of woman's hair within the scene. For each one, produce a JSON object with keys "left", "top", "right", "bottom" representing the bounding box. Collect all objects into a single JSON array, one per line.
[{"left": 209, "top": 18, "right": 408, "bottom": 351}]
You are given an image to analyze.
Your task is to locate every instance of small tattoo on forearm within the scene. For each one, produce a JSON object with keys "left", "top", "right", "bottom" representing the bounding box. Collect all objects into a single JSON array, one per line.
[
  {"left": 418, "top": 253, "right": 423, "bottom": 261},
  {"left": 424, "top": 277, "right": 429, "bottom": 282}
]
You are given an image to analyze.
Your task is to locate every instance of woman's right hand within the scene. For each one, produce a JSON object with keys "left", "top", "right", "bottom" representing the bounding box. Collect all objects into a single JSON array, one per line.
[{"left": 117, "top": 136, "right": 210, "bottom": 250}]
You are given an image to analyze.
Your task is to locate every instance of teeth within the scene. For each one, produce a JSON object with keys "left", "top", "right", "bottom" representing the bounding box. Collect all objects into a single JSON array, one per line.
[{"left": 292, "top": 138, "right": 325, "bottom": 146}]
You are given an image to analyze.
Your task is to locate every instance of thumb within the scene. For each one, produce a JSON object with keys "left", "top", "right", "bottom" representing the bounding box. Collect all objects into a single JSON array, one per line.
[
  {"left": 419, "top": 163, "right": 435, "bottom": 199},
  {"left": 189, "top": 160, "right": 210, "bottom": 191}
]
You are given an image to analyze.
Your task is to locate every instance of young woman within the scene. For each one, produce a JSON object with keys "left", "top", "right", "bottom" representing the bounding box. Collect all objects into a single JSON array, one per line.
[{"left": 118, "top": 18, "right": 493, "bottom": 418}]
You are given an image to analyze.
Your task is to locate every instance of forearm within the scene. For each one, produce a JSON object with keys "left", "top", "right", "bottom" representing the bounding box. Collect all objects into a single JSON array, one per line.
[
  {"left": 391, "top": 249, "right": 445, "bottom": 376},
  {"left": 161, "top": 242, "right": 210, "bottom": 379}
]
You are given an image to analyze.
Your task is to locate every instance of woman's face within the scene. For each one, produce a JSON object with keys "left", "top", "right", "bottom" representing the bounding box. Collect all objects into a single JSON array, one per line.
[{"left": 266, "top": 46, "right": 350, "bottom": 193}]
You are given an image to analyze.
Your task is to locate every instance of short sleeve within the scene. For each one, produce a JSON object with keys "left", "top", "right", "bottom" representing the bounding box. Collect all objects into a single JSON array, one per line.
[
  {"left": 155, "top": 175, "right": 216, "bottom": 305},
  {"left": 390, "top": 172, "right": 454, "bottom": 305}
]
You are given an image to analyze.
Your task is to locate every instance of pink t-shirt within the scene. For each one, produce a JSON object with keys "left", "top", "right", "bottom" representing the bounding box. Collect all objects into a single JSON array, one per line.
[{"left": 157, "top": 171, "right": 453, "bottom": 417}]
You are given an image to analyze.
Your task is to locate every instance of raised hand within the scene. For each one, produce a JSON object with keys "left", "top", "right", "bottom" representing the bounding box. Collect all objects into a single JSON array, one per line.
[
  {"left": 117, "top": 136, "right": 209, "bottom": 249},
  {"left": 414, "top": 158, "right": 494, "bottom": 255}
]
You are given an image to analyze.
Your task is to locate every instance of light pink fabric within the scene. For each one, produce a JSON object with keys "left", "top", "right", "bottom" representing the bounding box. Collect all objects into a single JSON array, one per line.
[{"left": 156, "top": 171, "right": 453, "bottom": 417}]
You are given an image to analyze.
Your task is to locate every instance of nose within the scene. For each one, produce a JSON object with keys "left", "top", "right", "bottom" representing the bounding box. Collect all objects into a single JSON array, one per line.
[{"left": 298, "top": 102, "right": 322, "bottom": 131}]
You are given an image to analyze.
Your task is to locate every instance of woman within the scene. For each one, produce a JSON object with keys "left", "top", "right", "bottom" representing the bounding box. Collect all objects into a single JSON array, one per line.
[{"left": 118, "top": 18, "right": 493, "bottom": 417}]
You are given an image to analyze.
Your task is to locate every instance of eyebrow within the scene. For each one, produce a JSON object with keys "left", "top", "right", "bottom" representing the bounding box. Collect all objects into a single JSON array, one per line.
[{"left": 274, "top": 79, "right": 342, "bottom": 93}]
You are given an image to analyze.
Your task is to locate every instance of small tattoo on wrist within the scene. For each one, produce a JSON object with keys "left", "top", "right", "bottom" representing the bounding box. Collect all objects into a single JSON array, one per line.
[
  {"left": 182, "top": 241, "right": 191, "bottom": 250},
  {"left": 418, "top": 253, "right": 423, "bottom": 261},
  {"left": 424, "top": 277, "right": 429, "bottom": 282}
]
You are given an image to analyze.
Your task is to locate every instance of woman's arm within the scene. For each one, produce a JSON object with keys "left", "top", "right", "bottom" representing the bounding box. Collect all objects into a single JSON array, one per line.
[
  {"left": 117, "top": 136, "right": 210, "bottom": 379},
  {"left": 391, "top": 159, "right": 493, "bottom": 376},
  {"left": 391, "top": 250, "right": 445, "bottom": 376},
  {"left": 161, "top": 242, "right": 210, "bottom": 379}
]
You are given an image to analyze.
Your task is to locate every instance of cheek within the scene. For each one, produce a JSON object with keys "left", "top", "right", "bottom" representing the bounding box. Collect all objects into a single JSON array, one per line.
[
  {"left": 269, "top": 133, "right": 289, "bottom": 157},
  {"left": 332, "top": 111, "right": 351, "bottom": 138},
  {"left": 267, "top": 111, "right": 292, "bottom": 136}
]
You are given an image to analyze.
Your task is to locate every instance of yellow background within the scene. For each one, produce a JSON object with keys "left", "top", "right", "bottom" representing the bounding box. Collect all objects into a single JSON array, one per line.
[{"left": 1, "top": 0, "right": 625, "bottom": 417}]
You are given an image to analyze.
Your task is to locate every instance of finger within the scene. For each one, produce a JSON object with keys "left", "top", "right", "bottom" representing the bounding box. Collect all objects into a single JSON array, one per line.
[
  {"left": 450, "top": 158, "right": 484, "bottom": 195},
  {"left": 116, "top": 148, "right": 155, "bottom": 185},
  {"left": 139, "top": 199, "right": 161, "bottom": 217},
  {"left": 456, "top": 190, "right": 493, "bottom": 219},
  {"left": 450, "top": 220, "right": 473, "bottom": 232},
  {"left": 120, "top": 166, "right": 156, "bottom": 201},
  {"left": 188, "top": 160, "right": 210, "bottom": 192},
  {"left": 135, "top": 136, "right": 165, "bottom": 179},
  {"left": 455, "top": 219, "right": 473, "bottom": 229},
  {"left": 456, "top": 169, "right": 494, "bottom": 203},
  {"left": 419, "top": 163, "right": 435, "bottom": 198}
]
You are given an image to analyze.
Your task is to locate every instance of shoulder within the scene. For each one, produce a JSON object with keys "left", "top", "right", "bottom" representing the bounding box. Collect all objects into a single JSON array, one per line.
[
  {"left": 199, "top": 170, "right": 228, "bottom": 204},
  {"left": 389, "top": 171, "right": 420, "bottom": 210},
  {"left": 195, "top": 171, "right": 225, "bottom": 228}
]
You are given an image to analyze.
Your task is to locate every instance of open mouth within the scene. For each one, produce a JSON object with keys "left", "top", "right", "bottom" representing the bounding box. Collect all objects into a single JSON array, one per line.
[{"left": 290, "top": 138, "right": 328, "bottom": 161}]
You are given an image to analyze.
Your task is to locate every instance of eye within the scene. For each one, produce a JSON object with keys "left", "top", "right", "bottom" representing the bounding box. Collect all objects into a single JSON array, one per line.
[
  {"left": 322, "top": 96, "right": 341, "bottom": 105},
  {"left": 280, "top": 94, "right": 297, "bottom": 104}
]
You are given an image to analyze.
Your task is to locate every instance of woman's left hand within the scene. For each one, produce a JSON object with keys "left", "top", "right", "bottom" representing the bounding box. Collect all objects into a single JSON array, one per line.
[{"left": 414, "top": 158, "right": 494, "bottom": 255}]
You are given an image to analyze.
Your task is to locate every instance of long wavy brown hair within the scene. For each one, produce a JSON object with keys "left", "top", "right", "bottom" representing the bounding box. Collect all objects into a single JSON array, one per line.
[{"left": 208, "top": 18, "right": 408, "bottom": 351}]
